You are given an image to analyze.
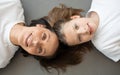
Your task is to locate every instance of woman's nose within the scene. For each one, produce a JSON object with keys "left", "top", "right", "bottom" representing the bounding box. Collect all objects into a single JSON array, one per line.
[{"left": 32, "top": 39, "right": 39, "bottom": 47}]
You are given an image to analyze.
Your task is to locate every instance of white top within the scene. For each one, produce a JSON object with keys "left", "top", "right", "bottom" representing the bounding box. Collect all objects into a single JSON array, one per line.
[
  {"left": 88, "top": 0, "right": 120, "bottom": 62},
  {"left": 0, "top": 0, "right": 24, "bottom": 68}
]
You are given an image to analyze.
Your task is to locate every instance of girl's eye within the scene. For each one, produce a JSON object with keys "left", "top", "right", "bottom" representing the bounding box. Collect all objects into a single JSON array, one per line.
[
  {"left": 42, "top": 33, "right": 47, "bottom": 41},
  {"left": 74, "top": 24, "right": 79, "bottom": 30}
]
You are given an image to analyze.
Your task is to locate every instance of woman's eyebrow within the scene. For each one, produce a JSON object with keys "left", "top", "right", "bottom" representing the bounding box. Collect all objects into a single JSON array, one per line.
[
  {"left": 42, "top": 48, "right": 46, "bottom": 55},
  {"left": 78, "top": 34, "right": 81, "bottom": 42}
]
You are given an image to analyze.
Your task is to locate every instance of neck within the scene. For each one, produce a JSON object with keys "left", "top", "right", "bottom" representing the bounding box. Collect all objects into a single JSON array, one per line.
[{"left": 10, "top": 23, "right": 25, "bottom": 45}]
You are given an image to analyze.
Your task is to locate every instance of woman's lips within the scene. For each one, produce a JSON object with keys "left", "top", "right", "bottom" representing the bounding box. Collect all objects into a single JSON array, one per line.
[{"left": 25, "top": 33, "right": 32, "bottom": 47}]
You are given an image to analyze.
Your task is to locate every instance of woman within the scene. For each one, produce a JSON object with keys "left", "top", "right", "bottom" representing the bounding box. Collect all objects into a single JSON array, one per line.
[
  {"left": 0, "top": 0, "right": 59, "bottom": 69},
  {"left": 0, "top": 0, "right": 84, "bottom": 72},
  {"left": 53, "top": 0, "right": 120, "bottom": 62}
]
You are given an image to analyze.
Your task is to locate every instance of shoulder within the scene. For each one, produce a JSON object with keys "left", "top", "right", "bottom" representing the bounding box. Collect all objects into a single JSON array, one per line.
[
  {"left": 0, "top": 0, "right": 21, "bottom": 4},
  {"left": 91, "top": 34, "right": 120, "bottom": 62},
  {"left": 0, "top": 0, "right": 23, "bottom": 10}
]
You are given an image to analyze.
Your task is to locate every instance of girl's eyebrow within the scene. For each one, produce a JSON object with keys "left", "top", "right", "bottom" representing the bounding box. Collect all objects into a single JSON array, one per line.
[
  {"left": 72, "top": 23, "right": 76, "bottom": 31},
  {"left": 72, "top": 23, "right": 80, "bottom": 43},
  {"left": 72, "top": 25, "right": 75, "bottom": 30}
]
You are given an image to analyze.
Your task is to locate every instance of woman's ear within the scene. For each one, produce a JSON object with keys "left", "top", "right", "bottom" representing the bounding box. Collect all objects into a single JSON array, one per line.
[
  {"left": 36, "top": 24, "right": 46, "bottom": 28},
  {"left": 70, "top": 15, "right": 80, "bottom": 19}
]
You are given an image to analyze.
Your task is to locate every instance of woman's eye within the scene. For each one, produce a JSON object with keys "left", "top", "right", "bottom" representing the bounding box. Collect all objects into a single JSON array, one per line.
[
  {"left": 74, "top": 24, "right": 79, "bottom": 30},
  {"left": 42, "top": 33, "right": 47, "bottom": 40},
  {"left": 38, "top": 48, "right": 42, "bottom": 53}
]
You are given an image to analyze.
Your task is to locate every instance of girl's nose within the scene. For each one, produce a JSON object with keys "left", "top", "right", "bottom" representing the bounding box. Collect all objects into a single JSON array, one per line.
[{"left": 78, "top": 26, "right": 88, "bottom": 34}]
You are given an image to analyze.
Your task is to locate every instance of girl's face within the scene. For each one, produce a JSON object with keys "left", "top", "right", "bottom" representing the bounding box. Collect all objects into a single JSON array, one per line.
[
  {"left": 18, "top": 25, "right": 59, "bottom": 56},
  {"left": 62, "top": 16, "right": 98, "bottom": 45}
]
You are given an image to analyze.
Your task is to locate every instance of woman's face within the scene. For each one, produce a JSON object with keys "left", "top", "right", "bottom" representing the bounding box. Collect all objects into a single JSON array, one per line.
[
  {"left": 62, "top": 16, "right": 98, "bottom": 45},
  {"left": 18, "top": 24, "right": 59, "bottom": 56}
]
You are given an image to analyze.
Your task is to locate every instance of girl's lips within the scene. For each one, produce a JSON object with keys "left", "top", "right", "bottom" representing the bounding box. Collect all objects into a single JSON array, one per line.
[{"left": 25, "top": 33, "right": 32, "bottom": 47}]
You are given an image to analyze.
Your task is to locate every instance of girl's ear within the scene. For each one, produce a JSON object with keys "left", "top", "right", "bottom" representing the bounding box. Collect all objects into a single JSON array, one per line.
[
  {"left": 70, "top": 15, "right": 81, "bottom": 19},
  {"left": 36, "top": 24, "right": 46, "bottom": 28}
]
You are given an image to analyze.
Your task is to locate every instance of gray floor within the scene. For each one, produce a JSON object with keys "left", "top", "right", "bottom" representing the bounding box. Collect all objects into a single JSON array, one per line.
[{"left": 0, "top": 0, "right": 120, "bottom": 75}]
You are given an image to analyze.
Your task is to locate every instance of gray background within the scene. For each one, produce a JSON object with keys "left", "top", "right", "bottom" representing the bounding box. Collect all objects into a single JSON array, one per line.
[{"left": 0, "top": 0, "right": 120, "bottom": 75}]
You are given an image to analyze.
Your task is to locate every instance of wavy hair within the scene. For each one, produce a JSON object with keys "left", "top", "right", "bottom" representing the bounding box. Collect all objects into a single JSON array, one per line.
[{"left": 20, "top": 4, "right": 93, "bottom": 73}]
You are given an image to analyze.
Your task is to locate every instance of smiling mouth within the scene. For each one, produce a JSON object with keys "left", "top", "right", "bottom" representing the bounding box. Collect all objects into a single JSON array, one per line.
[{"left": 25, "top": 33, "right": 32, "bottom": 47}]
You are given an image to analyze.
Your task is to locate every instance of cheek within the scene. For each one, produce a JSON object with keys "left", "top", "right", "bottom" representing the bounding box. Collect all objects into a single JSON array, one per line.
[
  {"left": 44, "top": 37, "right": 59, "bottom": 56},
  {"left": 24, "top": 47, "right": 37, "bottom": 55},
  {"left": 82, "top": 35, "right": 92, "bottom": 42}
]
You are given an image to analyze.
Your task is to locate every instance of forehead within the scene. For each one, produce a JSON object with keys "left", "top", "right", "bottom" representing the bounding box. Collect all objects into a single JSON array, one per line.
[{"left": 63, "top": 22, "right": 78, "bottom": 45}]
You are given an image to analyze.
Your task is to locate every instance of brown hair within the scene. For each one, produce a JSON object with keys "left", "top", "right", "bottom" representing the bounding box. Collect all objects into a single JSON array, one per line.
[
  {"left": 47, "top": 4, "right": 84, "bottom": 45},
  {"left": 20, "top": 4, "right": 93, "bottom": 73},
  {"left": 44, "top": 4, "right": 93, "bottom": 72},
  {"left": 46, "top": 4, "right": 84, "bottom": 27}
]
